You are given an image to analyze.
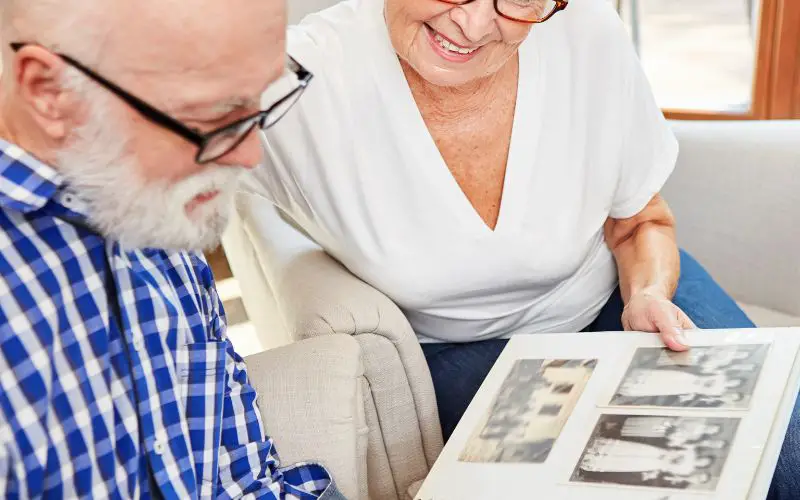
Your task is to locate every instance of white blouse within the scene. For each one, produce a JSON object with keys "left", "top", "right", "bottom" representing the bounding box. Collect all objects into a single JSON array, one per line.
[{"left": 246, "top": 0, "right": 679, "bottom": 342}]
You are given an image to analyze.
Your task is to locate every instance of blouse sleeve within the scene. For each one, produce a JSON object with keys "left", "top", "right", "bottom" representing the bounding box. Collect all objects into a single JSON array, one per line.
[{"left": 609, "top": 33, "right": 679, "bottom": 219}]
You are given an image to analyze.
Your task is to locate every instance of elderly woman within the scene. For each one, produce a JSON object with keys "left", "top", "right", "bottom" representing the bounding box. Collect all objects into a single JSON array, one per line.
[
  {"left": 252, "top": 0, "right": 749, "bottom": 426},
  {"left": 245, "top": 0, "right": 799, "bottom": 493}
]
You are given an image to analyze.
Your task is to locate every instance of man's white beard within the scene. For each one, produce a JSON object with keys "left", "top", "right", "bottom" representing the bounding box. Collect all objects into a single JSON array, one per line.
[{"left": 55, "top": 99, "right": 245, "bottom": 252}]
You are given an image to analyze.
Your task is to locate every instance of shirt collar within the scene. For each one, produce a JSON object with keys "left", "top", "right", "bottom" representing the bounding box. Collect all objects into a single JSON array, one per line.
[{"left": 0, "top": 138, "right": 65, "bottom": 213}]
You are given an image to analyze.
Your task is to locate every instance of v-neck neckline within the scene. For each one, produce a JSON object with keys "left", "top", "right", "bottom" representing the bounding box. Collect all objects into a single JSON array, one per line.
[{"left": 375, "top": 15, "right": 543, "bottom": 235}]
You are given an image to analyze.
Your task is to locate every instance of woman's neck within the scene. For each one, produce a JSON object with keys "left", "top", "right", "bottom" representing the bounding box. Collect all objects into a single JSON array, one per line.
[{"left": 400, "top": 55, "right": 518, "bottom": 120}]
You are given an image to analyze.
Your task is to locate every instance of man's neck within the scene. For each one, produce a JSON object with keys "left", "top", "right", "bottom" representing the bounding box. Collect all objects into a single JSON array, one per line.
[
  {"left": 0, "top": 100, "right": 58, "bottom": 166},
  {"left": 0, "top": 107, "right": 19, "bottom": 145}
]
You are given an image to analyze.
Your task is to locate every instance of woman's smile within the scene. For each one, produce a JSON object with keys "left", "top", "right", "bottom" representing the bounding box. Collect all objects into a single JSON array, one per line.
[{"left": 424, "top": 23, "right": 483, "bottom": 63}]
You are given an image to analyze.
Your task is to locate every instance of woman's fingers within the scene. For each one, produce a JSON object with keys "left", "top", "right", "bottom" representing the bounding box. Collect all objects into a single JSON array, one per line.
[
  {"left": 676, "top": 308, "right": 697, "bottom": 330},
  {"left": 651, "top": 303, "right": 690, "bottom": 352},
  {"left": 621, "top": 293, "right": 696, "bottom": 352}
]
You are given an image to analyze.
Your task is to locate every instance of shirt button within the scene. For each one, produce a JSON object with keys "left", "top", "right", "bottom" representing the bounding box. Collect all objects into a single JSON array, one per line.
[
  {"left": 153, "top": 440, "right": 166, "bottom": 455},
  {"left": 132, "top": 337, "right": 144, "bottom": 351}
]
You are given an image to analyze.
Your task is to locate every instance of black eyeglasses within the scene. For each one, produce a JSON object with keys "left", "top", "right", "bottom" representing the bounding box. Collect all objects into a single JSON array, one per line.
[
  {"left": 436, "top": 0, "right": 567, "bottom": 23},
  {"left": 10, "top": 42, "right": 313, "bottom": 164}
]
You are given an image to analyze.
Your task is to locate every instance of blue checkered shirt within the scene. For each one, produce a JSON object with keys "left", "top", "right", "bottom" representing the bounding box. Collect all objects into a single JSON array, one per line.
[{"left": 0, "top": 140, "right": 333, "bottom": 499}]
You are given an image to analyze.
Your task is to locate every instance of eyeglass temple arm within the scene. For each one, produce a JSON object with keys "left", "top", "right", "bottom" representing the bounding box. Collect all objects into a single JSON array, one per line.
[
  {"left": 10, "top": 42, "right": 206, "bottom": 147},
  {"left": 63, "top": 55, "right": 206, "bottom": 145}
]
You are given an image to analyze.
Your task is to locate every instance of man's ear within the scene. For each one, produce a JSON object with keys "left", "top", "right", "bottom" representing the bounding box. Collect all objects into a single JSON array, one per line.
[{"left": 13, "top": 45, "right": 76, "bottom": 140}]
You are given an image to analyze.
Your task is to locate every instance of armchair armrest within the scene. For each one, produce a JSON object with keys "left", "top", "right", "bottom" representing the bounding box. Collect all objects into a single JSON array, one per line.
[
  {"left": 234, "top": 192, "right": 443, "bottom": 499},
  {"left": 276, "top": 248, "right": 444, "bottom": 496},
  {"left": 245, "top": 335, "right": 368, "bottom": 500}
]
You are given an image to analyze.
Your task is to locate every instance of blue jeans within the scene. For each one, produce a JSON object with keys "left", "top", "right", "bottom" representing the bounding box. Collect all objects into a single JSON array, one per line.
[{"left": 422, "top": 250, "right": 798, "bottom": 500}]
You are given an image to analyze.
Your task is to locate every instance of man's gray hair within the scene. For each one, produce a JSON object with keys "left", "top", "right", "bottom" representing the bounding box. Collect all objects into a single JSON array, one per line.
[
  {"left": 0, "top": 0, "right": 110, "bottom": 92},
  {"left": 0, "top": 0, "right": 106, "bottom": 63}
]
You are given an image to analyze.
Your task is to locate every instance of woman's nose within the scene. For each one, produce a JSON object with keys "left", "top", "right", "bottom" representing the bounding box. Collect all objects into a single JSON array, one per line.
[{"left": 450, "top": 0, "right": 499, "bottom": 43}]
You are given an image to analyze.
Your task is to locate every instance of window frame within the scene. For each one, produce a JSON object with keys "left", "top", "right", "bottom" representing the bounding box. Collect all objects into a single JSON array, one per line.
[{"left": 661, "top": 0, "right": 800, "bottom": 120}]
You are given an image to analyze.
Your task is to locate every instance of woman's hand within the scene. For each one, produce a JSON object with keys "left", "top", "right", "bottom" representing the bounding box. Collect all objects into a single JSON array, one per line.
[
  {"left": 622, "top": 290, "right": 696, "bottom": 351},
  {"left": 605, "top": 194, "right": 693, "bottom": 351}
]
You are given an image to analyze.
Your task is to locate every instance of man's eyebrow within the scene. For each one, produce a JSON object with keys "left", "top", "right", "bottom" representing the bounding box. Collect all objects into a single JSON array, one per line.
[
  {"left": 171, "top": 95, "right": 261, "bottom": 117},
  {"left": 208, "top": 96, "right": 261, "bottom": 115}
]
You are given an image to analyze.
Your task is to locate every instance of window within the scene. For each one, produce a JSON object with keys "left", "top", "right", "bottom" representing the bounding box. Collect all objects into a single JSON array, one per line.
[{"left": 615, "top": 0, "right": 800, "bottom": 119}]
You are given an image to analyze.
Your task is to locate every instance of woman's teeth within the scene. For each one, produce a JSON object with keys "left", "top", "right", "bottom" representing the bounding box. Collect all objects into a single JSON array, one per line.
[{"left": 433, "top": 32, "right": 477, "bottom": 55}]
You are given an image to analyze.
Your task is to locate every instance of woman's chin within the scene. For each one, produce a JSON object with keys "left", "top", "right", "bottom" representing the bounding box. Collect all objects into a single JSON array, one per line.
[{"left": 408, "top": 60, "right": 482, "bottom": 88}]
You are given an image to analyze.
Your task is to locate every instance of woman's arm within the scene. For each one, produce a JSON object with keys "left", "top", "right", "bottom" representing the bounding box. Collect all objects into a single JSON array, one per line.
[
  {"left": 605, "top": 194, "right": 678, "bottom": 303},
  {"left": 604, "top": 193, "right": 695, "bottom": 351}
]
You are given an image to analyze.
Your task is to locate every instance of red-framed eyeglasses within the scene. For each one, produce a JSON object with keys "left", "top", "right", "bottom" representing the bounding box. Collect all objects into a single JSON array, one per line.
[{"left": 436, "top": 0, "right": 568, "bottom": 24}]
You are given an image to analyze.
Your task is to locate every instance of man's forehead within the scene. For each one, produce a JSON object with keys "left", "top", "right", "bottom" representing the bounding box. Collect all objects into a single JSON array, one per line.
[
  {"left": 101, "top": 0, "right": 287, "bottom": 111},
  {"left": 146, "top": 48, "right": 286, "bottom": 114},
  {"left": 107, "top": 0, "right": 285, "bottom": 65}
]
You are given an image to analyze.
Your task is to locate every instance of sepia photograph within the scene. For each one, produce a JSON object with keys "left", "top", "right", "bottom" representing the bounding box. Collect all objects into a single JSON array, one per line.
[
  {"left": 459, "top": 358, "right": 597, "bottom": 463},
  {"left": 608, "top": 344, "right": 770, "bottom": 409},
  {"left": 570, "top": 415, "right": 740, "bottom": 491}
]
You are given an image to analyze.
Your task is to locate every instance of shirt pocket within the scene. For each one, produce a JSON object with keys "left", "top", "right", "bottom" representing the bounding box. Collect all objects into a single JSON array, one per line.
[
  {"left": 175, "top": 341, "right": 228, "bottom": 497},
  {"left": 176, "top": 341, "right": 228, "bottom": 383}
]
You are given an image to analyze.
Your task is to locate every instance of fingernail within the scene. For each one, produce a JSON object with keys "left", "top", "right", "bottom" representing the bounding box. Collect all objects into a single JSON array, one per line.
[{"left": 675, "top": 330, "right": 689, "bottom": 346}]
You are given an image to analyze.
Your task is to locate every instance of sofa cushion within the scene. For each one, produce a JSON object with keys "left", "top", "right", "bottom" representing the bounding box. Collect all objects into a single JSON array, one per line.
[{"left": 739, "top": 302, "right": 800, "bottom": 328}]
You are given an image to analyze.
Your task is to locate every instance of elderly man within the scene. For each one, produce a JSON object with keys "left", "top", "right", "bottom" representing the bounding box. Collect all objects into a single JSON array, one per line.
[{"left": 0, "top": 0, "right": 343, "bottom": 498}]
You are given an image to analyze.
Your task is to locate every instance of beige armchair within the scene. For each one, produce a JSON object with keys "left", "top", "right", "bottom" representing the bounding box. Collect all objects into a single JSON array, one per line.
[
  {"left": 225, "top": 192, "right": 443, "bottom": 500},
  {"left": 227, "top": 119, "right": 800, "bottom": 499}
]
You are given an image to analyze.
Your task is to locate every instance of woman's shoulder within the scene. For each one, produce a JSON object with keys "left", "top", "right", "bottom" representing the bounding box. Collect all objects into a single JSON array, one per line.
[{"left": 287, "top": 0, "right": 381, "bottom": 71}]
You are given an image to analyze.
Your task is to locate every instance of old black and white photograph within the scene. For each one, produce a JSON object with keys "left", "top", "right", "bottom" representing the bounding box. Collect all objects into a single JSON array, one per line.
[
  {"left": 570, "top": 415, "right": 740, "bottom": 491},
  {"left": 608, "top": 344, "right": 769, "bottom": 408},
  {"left": 459, "top": 358, "right": 596, "bottom": 463}
]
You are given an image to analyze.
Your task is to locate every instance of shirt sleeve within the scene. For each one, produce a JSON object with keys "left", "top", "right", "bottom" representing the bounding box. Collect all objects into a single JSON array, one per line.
[
  {"left": 609, "top": 38, "right": 679, "bottom": 219},
  {"left": 196, "top": 259, "right": 334, "bottom": 499}
]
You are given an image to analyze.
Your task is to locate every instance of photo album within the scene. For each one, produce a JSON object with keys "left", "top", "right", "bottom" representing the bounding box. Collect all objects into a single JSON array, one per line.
[{"left": 415, "top": 329, "right": 800, "bottom": 500}]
